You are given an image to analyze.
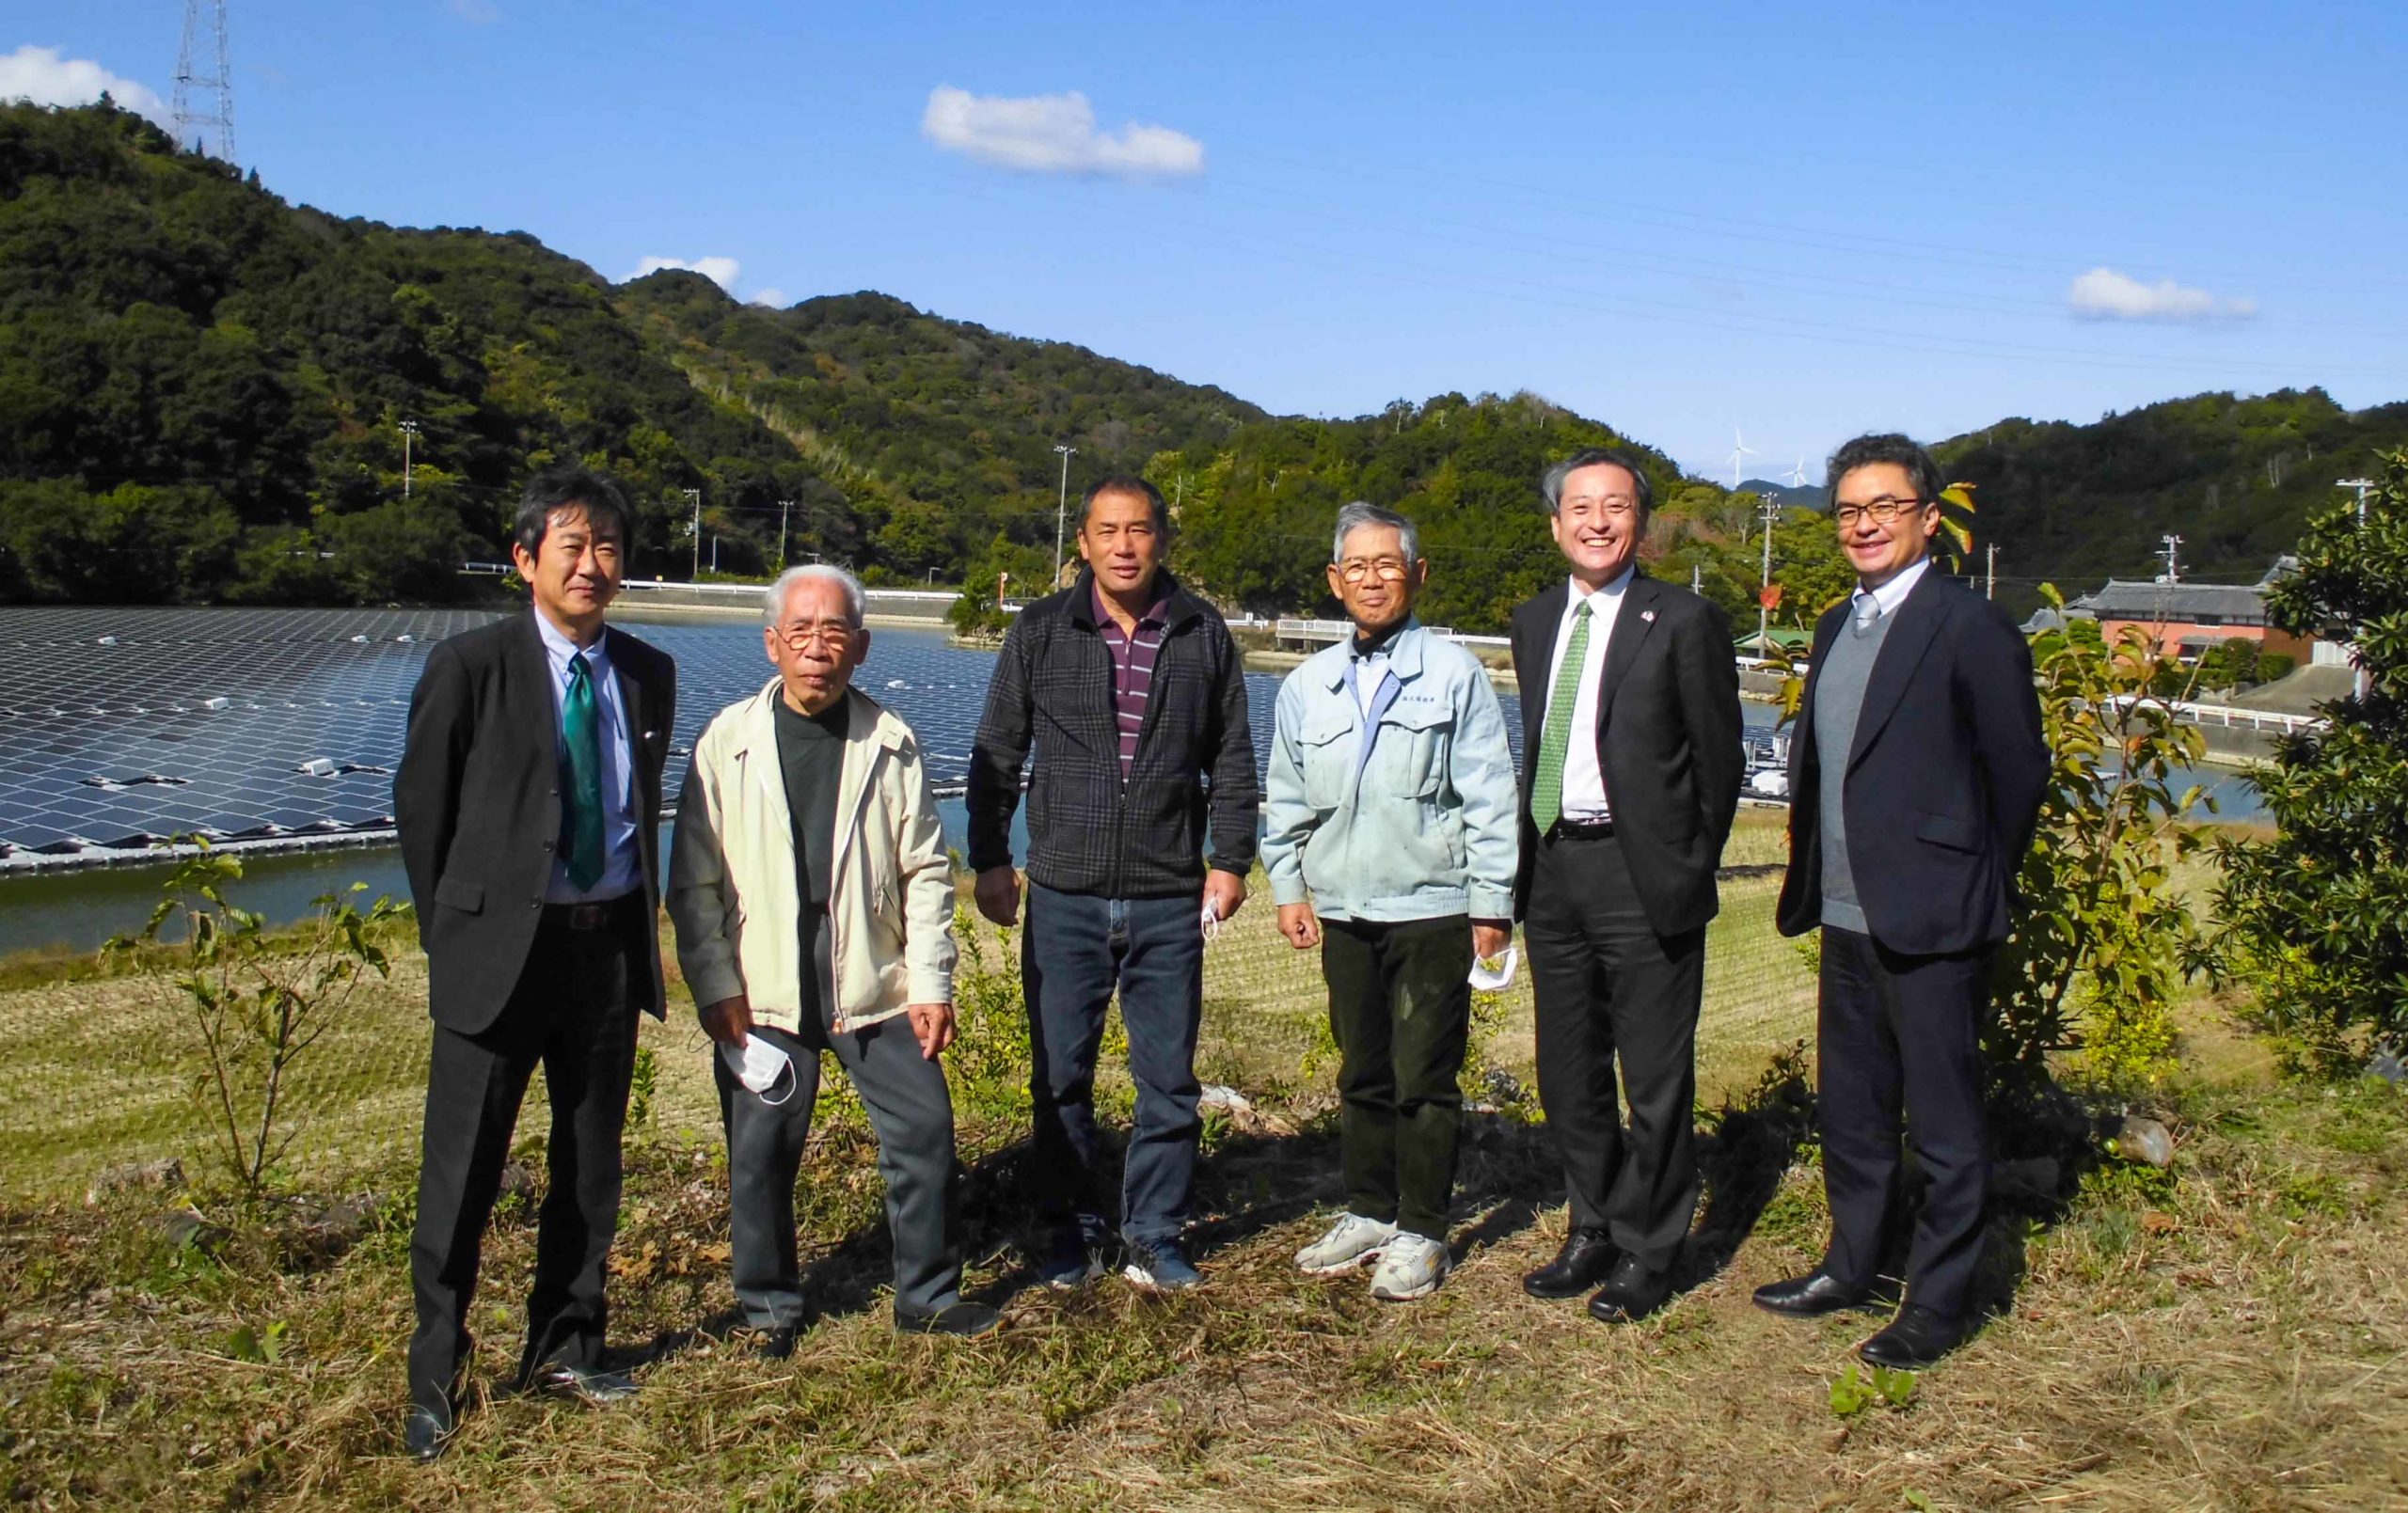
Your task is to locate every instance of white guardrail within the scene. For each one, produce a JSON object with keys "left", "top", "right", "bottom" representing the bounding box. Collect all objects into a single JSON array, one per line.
[
  {"left": 1274, "top": 618, "right": 1510, "bottom": 649},
  {"left": 2103, "top": 693, "right": 2325, "bottom": 734}
]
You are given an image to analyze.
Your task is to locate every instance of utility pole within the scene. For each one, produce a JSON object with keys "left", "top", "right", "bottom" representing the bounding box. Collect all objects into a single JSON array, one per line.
[
  {"left": 2154, "top": 534, "right": 2183, "bottom": 659},
  {"left": 683, "top": 488, "right": 703, "bottom": 581},
  {"left": 777, "top": 498, "right": 793, "bottom": 570},
  {"left": 1052, "top": 444, "right": 1077, "bottom": 590},
  {"left": 2337, "top": 478, "right": 2376, "bottom": 701},
  {"left": 1755, "top": 493, "right": 1780, "bottom": 652},
  {"left": 1691, "top": 563, "right": 1702, "bottom": 594},
  {"left": 1986, "top": 543, "right": 1997, "bottom": 601},
  {"left": 399, "top": 419, "right": 419, "bottom": 498},
  {"left": 710, "top": 535, "right": 719, "bottom": 573}
]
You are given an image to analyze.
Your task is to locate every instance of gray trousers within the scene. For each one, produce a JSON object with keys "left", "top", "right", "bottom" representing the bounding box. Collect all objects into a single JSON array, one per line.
[{"left": 714, "top": 937, "right": 960, "bottom": 1325}]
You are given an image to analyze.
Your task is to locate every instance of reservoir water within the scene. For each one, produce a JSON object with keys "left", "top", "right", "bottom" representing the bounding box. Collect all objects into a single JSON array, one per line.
[{"left": 0, "top": 607, "right": 2262, "bottom": 954}]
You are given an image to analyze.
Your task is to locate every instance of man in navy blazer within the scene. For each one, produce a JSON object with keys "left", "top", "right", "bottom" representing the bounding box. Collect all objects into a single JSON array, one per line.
[
  {"left": 1509, "top": 448, "right": 1742, "bottom": 1325},
  {"left": 1755, "top": 433, "right": 2048, "bottom": 1369}
]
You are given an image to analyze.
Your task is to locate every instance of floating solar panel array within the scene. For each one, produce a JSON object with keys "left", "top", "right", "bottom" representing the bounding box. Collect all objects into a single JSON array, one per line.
[{"left": 0, "top": 605, "right": 1542, "bottom": 869}]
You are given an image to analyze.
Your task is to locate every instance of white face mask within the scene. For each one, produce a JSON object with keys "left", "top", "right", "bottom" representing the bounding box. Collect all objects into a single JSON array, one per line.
[
  {"left": 1468, "top": 945, "right": 1518, "bottom": 992},
  {"left": 721, "top": 1036, "right": 797, "bottom": 1106}
]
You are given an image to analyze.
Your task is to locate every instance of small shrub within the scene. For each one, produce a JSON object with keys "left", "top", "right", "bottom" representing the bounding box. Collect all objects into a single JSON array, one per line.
[{"left": 103, "top": 841, "right": 404, "bottom": 1206}]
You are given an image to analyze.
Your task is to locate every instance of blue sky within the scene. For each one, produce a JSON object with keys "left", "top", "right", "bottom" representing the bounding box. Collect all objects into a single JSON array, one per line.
[{"left": 13, "top": 0, "right": 2408, "bottom": 483}]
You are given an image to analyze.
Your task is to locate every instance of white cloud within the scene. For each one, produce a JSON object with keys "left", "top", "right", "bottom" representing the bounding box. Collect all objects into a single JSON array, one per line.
[
  {"left": 631, "top": 256, "right": 742, "bottom": 293},
  {"left": 921, "top": 86, "right": 1204, "bottom": 179},
  {"left": 2068, "top": 266, "right": 2257, "bottom": 323},
  {"left": 450, "top": 0, "right": 503, "bottom": 24},
  {"left": 748, "top": 289, "right": 787, "bottom": 308},
  {"left": 0, "top": 44, "right": 167, "bottom": 122}
]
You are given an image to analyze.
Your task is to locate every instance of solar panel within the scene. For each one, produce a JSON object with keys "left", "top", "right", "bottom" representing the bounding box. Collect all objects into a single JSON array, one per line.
[{"left": 0, "top": 604, "right": 1563, "bottom": 867}]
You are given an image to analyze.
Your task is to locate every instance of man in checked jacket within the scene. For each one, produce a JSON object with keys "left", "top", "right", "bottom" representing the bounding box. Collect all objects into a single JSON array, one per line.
[{"left": 967, "top": 474, "right": 1259, "bottom": 1292}]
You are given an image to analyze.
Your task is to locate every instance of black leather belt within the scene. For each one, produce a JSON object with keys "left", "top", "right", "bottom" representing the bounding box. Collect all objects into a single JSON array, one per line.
[
  {"left": 1546, "top": 817, "right": 1615, "bottom": 842},
  {"left": 546, "top": 895, "right": 637, "bottom": 931}
]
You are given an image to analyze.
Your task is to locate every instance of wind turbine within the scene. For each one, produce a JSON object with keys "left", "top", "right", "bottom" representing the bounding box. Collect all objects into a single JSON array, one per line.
[
  {"left": 1785, "top": 456, "right": 1809, "bottom": 490},
  {"left": 1727, "top": 426, "right": 1758, "bottom": 491}
]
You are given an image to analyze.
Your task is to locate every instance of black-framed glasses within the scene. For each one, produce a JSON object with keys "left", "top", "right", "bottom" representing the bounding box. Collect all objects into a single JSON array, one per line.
[
  {"left": 1337, "top": 559, "right": 1411, "bottom": 583},
  {"left": 1831, "top": 496, "right": 1929, "bottom": 528},
  {"left": 774, "top": 621, "right": 855, "bottom": 651}
]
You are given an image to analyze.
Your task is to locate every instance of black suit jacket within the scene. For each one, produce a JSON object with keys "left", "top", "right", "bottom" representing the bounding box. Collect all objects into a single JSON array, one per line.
[
  {"left": 393, "top": 612, "right": 676, "bottom": 1033},
  {"left": 1775, "top": 567, "right": 2049, "bottom": 954},
  {"left": 1510, "top": 572, "right": 1744, "bottom": 935}
]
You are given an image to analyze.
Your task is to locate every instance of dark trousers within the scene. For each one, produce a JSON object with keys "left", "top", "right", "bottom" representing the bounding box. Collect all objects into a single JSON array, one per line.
[
  {"left": 716, "top": 969, "right": 962, "bottom": 1326},
  {"left": 1524, "top": 831, "right": 1703, "bottom": 1273},
  {"left": 1022, "top": 882, "right": 1204, "bottom": 1246},
  {"left": 408, "top": 897, "right": 642, "bottom": 1419},
  {"left": 1816, "top": 926, "right": 1991, "bottom": 1320},
  {"left": 1321, "top": 914, "right": 1473, "bottom": 1241}
]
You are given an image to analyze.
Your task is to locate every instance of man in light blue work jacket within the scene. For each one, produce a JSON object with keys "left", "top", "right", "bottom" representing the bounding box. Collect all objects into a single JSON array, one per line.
[{"left": 1263, "top": 501, "right": 1520, "bottom": 1301}]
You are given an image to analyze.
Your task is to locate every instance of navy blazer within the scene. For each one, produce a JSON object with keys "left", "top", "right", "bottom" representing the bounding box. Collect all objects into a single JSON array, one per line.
[
  {"left": 393, "top": 611, "right": 677, "bottom": 1034},
  {"left": 1509, "top": 571, "right": 1744, "bottom": 936},
  {"left": 1774, "top": 567, "right": 2049, "bottom": 954}
]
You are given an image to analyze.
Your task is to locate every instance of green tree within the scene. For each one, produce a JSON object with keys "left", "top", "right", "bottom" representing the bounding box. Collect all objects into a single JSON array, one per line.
[{"left": 2206, "top": 453, "right": 2408, "bottom": 1073}]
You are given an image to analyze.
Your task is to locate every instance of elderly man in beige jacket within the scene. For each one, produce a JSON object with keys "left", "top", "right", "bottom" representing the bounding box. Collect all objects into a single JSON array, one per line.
[{"left": 670, "top": 564, "right": 996, "bottom": 1346}]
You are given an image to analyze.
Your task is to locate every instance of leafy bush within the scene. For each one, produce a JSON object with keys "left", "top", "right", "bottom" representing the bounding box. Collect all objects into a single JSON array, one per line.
[
  {"left": 1990, "top": 590, "right": 2210, "bottom": 1093},
  {"left": 2206, "top": 452, "right": 2408, "bottom": 1074}
]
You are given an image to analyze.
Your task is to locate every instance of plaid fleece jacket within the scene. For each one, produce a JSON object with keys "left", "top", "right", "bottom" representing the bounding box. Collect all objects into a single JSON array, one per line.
[{"left": 966, "top": 569, "right": 1259, "bottom": 898}]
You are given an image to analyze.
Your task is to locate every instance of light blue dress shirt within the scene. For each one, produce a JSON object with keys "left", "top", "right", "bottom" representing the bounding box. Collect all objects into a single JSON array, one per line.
[{"left": 531, "top": 611, "right": 642, "bottom": 904}]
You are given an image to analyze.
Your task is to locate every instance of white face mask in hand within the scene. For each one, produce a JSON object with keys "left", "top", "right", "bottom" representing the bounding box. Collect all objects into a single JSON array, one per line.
[
  {"left": 721, "top": 1036, "right": 797, "bottom": 1106},
  {"left": 1468, "top": 945, "right": 1518, "bottom": 992}
]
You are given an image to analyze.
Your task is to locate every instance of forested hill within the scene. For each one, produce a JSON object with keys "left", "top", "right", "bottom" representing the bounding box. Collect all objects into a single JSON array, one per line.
[
  {"left": 0, "top": 101, "right": 1263, "bottom": 604},
  {"left": 1934, "top": 390, "right": 2408, "bottom": 592},
  {"left": 10, "top": 101, "right": 2398, "bottom": 627}
]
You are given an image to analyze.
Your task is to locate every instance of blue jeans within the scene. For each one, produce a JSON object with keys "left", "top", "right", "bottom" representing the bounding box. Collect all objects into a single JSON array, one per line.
[{"left": 1022, "top": 882, "right": 1205, "bottom": 1247}]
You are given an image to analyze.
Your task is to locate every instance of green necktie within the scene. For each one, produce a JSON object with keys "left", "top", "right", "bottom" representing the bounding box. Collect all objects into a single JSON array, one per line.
[
  {"left": 562, "top": 652, "right": 606, "bottom": 890},
  {"left": 1530, "top": 601, "right": 1592, "bottom": 834}
]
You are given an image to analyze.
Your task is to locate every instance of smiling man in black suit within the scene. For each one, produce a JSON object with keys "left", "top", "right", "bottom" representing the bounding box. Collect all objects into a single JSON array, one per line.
[
  {"left": 1510, "top": 447, "right": 1743, "bottom": 1325},
  {"left": 392, "top": 467, "right": 676, "bottom": 1459},
  {"left": 1754, "top": 433, "right": 2048, "bottom": 1370}
]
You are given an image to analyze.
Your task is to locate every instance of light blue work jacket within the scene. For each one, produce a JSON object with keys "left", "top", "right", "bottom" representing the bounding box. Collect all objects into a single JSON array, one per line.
[{"left": 1261, "top": 619, "right": 1519, "bottom": 922}]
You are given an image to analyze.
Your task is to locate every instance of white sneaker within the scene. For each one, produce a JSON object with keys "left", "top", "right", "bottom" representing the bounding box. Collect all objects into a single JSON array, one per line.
[
  {"left": 1295, "top": 1213, "right": 1399, "bottom": 1275},
  {"left": 1369, "top": 1232, "right": 1450, "bottom": 1301}
]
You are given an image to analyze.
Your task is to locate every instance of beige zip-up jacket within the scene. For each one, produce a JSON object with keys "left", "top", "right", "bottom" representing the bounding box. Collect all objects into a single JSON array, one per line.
[{"left": 668, "top": 679, "right": 955, "bottom": 1034}]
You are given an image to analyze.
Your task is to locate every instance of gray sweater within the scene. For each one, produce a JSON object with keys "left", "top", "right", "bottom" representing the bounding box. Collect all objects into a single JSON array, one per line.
[{"left": 1813, "top": 604, "right": 1897, "bottom": 933}]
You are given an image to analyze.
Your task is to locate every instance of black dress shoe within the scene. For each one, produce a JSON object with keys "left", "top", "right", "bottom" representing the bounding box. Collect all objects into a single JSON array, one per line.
[
  {"left": 403, "top": 1406, "right": 452, "bottom": 1462},
  {"left": 756, "top": 1325, "right": 799, "bottom": 1361},
  {"left": 895, "top": 1300, "right": 1004, "bottom": 1337},
  {"left": 1859, "top": 1304, "right": 1972, "bottom": 1370},
  {"left": 1752, "top": 1269, "right": 1871, "bottom": 1318},
  {"left": 527, "top": 1363, "right": 641, "bottom": 1403},
  {"left": 1587, "top": 1253, "right": 1675, "bottom": 1323},
  {"left": 1523, "top": 1228, "right": 1617, "bottom": 1300}
]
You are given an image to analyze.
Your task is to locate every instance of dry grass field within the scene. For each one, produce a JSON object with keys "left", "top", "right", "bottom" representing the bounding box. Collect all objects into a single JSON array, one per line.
[{"left": 3, "top": 812, "right": 2403, "bottom": 1509}]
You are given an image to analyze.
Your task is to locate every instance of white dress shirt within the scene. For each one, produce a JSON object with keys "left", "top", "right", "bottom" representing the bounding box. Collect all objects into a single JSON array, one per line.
[
  {"left": 531, "top": 610, "right": 642, "bottom": 903},
  {"left": 1851, "top": 556, "right": 1930, "bottom": 626},
  {"left": 1542, "top": 565, "right": 1636, "bottom": 823}
]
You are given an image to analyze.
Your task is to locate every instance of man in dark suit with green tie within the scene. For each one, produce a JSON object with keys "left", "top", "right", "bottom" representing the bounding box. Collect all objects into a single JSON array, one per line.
[
  {"left": 1509, "top": 448, "right": 1743, "bottom": 1325},
  {"left": 392, "top": 468, "right": 676, "bottom": 1459}
]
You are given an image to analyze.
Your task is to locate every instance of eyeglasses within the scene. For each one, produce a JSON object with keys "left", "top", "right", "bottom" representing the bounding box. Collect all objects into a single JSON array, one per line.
[
  {"left": 1337, "top": 559, "right": 1411, "bottom": 583},
  {"left": 774, "top": 621, "right": 856, "bottom": 651},
  {"left": 1831, "top": 496, "right": 1929, "bottom": 528},
  {"left": 1561, "top": 496, "right": 1640, "bottom": 517}
]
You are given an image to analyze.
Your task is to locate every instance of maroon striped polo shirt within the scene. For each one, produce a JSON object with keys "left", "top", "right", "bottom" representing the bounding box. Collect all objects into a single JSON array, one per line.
[{"left": 1094, "top": 577, "right": 1172, "bottom": 780}]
